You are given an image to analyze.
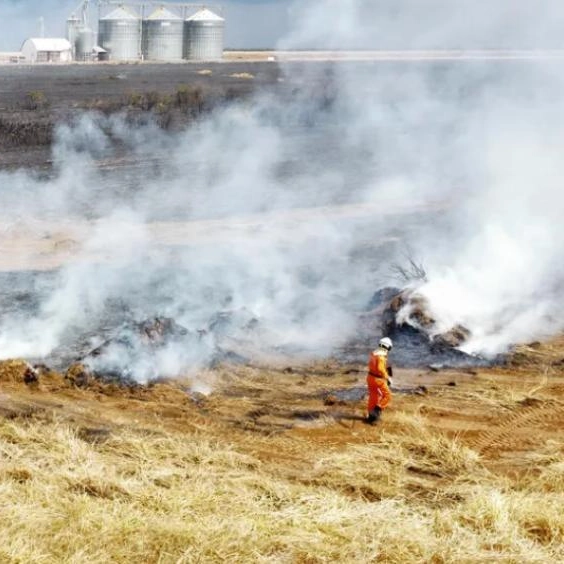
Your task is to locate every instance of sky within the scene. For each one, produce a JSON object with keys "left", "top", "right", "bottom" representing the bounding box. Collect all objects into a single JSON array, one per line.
[{"left": 2, "top": 0, "right": 564, "bottom": 51}]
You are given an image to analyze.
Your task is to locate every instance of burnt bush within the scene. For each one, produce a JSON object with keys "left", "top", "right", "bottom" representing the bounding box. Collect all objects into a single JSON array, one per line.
[
  {"left": 123, "top": 86, "right": 226, "bottom": 122},
  {"left": 144, "top": 91, "right": 164, "bottom": 111},
  {"left": 126, "top": 91, "right": 144, "bottom": 108},
  {"left": 175, "top": 85, "right": 205, "bottom": 116},
  {"left": 0, "top": 116, "right": 53, "bottom": 147},
  {"left": 23, "top": 90, "right": 49, "bottom": 111}
]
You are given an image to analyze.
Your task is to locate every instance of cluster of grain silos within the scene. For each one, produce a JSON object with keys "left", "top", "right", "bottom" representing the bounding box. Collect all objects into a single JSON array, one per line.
[
  {"left": 96, "top": 4, "right": 224, "bottom": 63},
  {"left": 98, "top": 6, "right": 140, "bottom": 61}
]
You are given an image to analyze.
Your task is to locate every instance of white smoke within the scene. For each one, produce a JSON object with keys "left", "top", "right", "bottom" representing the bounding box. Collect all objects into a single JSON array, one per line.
[
  {"left": 280, "top": 0, "right": 564, "bottom": 50},
  {"left": 0, "top": 0, "right": 563, "bottom": 380},
  {"left": 416, "top": 106, "right": 564, "bottom": 354},
  {"left": 0, "top": 106, "right": 370, "bottom": 377},
  {"left": 280, "top": 0, "right": 564, "bottom": 356}
]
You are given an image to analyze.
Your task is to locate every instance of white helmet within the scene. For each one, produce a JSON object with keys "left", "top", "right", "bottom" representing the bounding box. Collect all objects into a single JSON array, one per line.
[{"left": 379, "top": 337, "right": 393, "bottom": 351}]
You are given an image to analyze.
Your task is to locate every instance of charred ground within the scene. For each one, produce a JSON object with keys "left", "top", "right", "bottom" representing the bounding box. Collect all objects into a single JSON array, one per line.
[{"left": 0, "top": 62, "right": 284, "bottom": 170}]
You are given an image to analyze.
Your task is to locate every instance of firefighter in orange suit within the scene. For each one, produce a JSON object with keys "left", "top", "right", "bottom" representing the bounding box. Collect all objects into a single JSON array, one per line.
[{"left": 366, "top": 337, "right": 393, "bottom": 424}]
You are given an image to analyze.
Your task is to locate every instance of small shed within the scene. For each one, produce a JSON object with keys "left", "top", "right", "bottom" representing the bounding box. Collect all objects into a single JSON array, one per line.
[
  {"left": 21, "top": 38, "right": 73, "bottom": 63},
  {"left": 93, "top": 45, "right": 108, "bottom": 61}
]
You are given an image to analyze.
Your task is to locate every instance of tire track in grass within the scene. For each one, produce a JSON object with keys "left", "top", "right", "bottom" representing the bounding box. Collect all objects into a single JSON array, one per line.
[{"left": 470, "top": 400, "right": 564, "bottom": 454}]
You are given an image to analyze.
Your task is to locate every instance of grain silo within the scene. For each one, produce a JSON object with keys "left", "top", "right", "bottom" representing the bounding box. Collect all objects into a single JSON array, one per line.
[
  {"left": 142, "top": 7, "right": 183, "bottom": 61},
  {"left": 184, "top": 8, "right": 224, "bottom": 61},
  {"left": 76, "top": 27, "right": 96, "bottom": 61},
  {"left": 66, "top": 14, "right": 82, "bottom": 58},
  {"left": 98, "top": 6, "right": 141, "bottom": 62}
]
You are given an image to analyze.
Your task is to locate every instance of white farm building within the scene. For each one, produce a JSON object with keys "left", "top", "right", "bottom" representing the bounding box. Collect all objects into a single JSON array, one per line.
[{"left": 21, "top": 38, "right": 73, "bottom": 63}]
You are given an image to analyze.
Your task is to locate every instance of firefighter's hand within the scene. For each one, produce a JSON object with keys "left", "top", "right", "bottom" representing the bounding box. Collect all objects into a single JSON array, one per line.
[{"left": 388, "top": 366, "right": 393, "bottom": 378}]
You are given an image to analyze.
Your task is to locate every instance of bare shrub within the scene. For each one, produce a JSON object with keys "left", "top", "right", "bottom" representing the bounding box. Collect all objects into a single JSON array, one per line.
[
  {"left": 126, "top": 92, "right": 143, "bottom": 108},
  {"left": 23, "top": 90, "right": 49, "bottom": 111},
  {"left": 143, "top": 91, "right": 162, "bottom": 111},
  {"left": 390, "top": 251, "right": 428, "bottom": 283},
  {"left": 175, "top": 85, "right": 205, "bottom": 116}
]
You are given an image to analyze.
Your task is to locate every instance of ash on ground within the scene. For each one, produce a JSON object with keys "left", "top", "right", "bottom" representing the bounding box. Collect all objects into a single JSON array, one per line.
[
  {"left": 75, "top": 312, "right": 257, "bottom": 384},
  {"left": 339, "top": 287, "right": 494, "bottom": 368}
]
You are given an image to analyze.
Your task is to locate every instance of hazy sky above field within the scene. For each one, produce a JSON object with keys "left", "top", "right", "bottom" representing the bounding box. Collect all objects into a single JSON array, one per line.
[{"left": 1, "top": 0, "right": 564, "bottom": 51}]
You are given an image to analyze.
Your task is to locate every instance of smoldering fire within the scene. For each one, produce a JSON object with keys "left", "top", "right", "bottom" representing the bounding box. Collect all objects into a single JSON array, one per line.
[{"left": 0, "top": 1, "right": 563, "bottom": 383}]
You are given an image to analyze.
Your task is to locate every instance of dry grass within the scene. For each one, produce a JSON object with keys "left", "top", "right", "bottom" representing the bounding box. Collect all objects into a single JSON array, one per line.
[
  {"left": 0, "top": 411, "right": 562, "bottom": 562},
  {"left": 1, "top": 349, "right": 564, "bottom": 562},
  {"left": 230, "top": 73, "right": 255, "bottom": 80}
]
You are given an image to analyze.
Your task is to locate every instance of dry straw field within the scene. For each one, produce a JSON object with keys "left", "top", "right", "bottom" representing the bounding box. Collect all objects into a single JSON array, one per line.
[{"left": 0, "top": 339, "right": 564, "bottom": 563}]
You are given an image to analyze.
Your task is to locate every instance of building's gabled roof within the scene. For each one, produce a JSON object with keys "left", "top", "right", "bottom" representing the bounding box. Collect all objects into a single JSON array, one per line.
[{"left": 22, "top": 38, "right": 72, "bottom": 52}]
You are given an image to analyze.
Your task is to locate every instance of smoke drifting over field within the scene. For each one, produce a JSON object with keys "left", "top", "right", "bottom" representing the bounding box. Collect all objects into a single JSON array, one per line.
[
  {"left": 281, "top": 0, "right": 564, "bottom": 50},
  {"left": 3, "top": 1, "right": 564, "bottom": 51},
  {"left": 1, "top": 1, "right": 564, "bottom": 379},
  {"left": 282, "top": 0, "right": 564, "bottom": 356}
]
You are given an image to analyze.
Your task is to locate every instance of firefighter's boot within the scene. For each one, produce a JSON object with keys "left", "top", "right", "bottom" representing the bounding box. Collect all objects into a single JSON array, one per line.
[{"left": 366, "top": 406, "right": 382, "bottom": 424}]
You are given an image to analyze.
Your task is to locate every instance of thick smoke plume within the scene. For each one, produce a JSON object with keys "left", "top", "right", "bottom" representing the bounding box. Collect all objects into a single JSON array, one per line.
[
  {"left": 1, "top": 0, "right": 564, "bottom": 381},
  {"left": 280, "top": 0, "right": 564, "bottom": 355}
]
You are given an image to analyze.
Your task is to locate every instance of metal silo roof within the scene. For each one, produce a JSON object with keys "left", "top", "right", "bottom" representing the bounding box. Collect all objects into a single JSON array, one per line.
[
  {"left": 101, "top": 6, "right": 139, "bottom": 20},
  {"left": 146, "top": 7, "right": 181, "bottom": 21},
  {"left": 186, "top": 8, "right": 224, "bottom": 22}
]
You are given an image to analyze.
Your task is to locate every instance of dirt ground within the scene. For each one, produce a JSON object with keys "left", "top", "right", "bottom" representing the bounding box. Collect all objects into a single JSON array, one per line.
[
  {"left": 0, "top": 333, "right": 563, "bottom": 561},
  {"left": 1, "top": 336, "right": 563, "bottom": 479},
  {"left": 0, "top": 199, "right": 438, "bottom": 272}
]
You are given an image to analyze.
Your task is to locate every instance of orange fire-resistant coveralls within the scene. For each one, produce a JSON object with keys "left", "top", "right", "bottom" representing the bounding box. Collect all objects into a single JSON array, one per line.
[{"left": 367, "top": 348, "right": 391, "bottom": 412}]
